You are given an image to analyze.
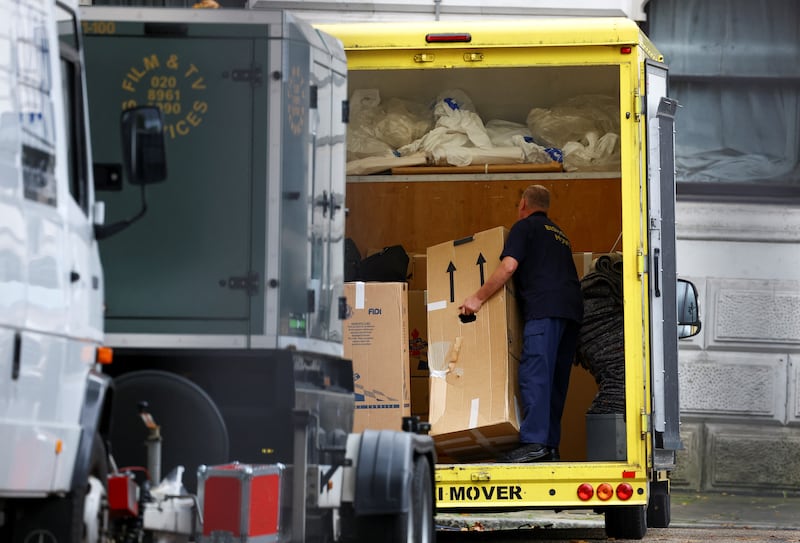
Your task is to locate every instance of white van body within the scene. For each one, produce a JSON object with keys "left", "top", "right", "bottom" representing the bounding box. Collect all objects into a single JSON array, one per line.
[
  {"left": 0, "top": 0, "right": 101, "bottom": 495},
  {"left": 0, "top": 1, "right": 112, "bottom": 540}
]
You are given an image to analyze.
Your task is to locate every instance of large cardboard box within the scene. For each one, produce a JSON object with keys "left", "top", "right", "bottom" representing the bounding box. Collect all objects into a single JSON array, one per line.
[
  {"left": 343, "top": 282, "right": 411, "bottom": 433},
  {"left": 426, "top": 226, "right": 522, "bottom": 461}
]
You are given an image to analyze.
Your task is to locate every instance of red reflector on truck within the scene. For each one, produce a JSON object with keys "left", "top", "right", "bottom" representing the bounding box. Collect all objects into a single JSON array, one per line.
[
  {"left": 620, "top": 46, "right": 632, "bottom": 54},
  {"left": 426, "top": 32, "right": 472, "bottom": 43}
]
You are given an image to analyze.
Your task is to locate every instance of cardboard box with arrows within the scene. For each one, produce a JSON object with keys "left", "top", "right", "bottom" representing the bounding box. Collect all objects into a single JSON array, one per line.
[{"left": 425, "top": 226, "right": 523, "bottom": 461}]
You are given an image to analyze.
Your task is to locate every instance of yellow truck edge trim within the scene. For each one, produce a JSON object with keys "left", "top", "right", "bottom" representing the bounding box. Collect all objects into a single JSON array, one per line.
[{"left": 317, "top": 17, "right": 662, "bottom": 61}]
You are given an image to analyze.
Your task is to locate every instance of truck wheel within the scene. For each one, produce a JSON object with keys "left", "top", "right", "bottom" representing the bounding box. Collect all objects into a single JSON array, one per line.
[
  {"left": 410, "top": 455, "right": 435, "bottom": 543},
  {"left": 83, "top": 433, "right": 109, "bottom": 543},
  {"left": 351, "top": 454, "right": 435, "bottom": 543},
  {"left": 646, "top": 480, "right": 671, "bottom": 528},
  {"left": 604, "top": 504, "right": 647, "bottom": 540}
]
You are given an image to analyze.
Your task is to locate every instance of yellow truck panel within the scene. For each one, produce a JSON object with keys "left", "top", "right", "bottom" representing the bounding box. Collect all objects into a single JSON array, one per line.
[{"left": 320, "top": 17, "right": 698, "bottom": 540}]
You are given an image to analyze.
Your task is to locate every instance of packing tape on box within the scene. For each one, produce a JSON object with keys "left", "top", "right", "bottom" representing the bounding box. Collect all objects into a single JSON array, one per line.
[
  {"left": 427, "top": 300, "right": 447, "bottom": 312},
  {"left": 469, "top": 398, "right": 479, "bottom": 428},
  {"left": 428, "top": 341, "right": 449, "bottom": 375},
  {"left": 428, "top": 339, "right": 462, "bottom": 377},
  {"left": 354, "top": 281, "right": 365, "bottom": 309}
]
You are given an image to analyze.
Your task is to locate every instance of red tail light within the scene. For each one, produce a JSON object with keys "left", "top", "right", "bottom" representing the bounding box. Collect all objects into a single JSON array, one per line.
[
  {"left": 616, "top": 483, "right": 634, "bottom": 500},
  {"left": 577, "top": 483, "right": 594, "bottom": 501}
]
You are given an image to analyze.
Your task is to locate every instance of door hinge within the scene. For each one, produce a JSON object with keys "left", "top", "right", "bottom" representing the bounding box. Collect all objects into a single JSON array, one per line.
[
  {"left": 227, "top": 271, "right": 260, "bottom": 296},
  {"left": 633, "top": 89, "right": 643, "bottom": 122}
]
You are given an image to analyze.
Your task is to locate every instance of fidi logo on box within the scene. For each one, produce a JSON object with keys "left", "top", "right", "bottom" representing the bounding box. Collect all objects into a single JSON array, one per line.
[{"left": 343, "top": 305, "right": 382, "bottom": 319}]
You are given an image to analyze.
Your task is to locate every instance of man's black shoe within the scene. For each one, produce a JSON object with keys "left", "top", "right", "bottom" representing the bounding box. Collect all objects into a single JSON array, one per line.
[{"left": 499, "top": 443, "right": 551, "bottom": 463}]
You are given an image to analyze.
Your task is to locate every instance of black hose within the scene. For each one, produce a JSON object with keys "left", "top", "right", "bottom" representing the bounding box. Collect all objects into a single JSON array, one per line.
[{"left": 575, "top": 254, "right": 625, "bottom": 415}]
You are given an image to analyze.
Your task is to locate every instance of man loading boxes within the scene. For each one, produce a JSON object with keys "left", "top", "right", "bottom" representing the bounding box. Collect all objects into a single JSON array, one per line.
[{"left": 458, "top": 184, "right": 583, "bottom": 462}]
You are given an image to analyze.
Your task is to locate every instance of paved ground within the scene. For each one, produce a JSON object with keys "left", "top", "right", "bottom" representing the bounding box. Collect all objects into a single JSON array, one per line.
[
  {"left": 436, "top": 490, "right": 800, "bottom": 532},
  {"left": 670, "top": 491, "right": 800, "bottom": 530}
]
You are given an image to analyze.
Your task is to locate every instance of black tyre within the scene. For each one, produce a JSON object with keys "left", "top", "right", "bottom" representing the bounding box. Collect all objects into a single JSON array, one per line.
[
  {"left": 350, "top": 454, "right": 435, "bottom": 543},
  {"left": 410, "top": 455, "right": 435, "bottom": 543},
  {"left": 605, "top": 504, "right": 647, "bottom": 540},
  {"left": 646, "top": 480, "right": 671, "bottom": 528}
]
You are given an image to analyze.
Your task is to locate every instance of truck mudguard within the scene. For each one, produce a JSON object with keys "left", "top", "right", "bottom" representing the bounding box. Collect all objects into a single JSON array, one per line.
[
  {"left": 354, "top": 429, "right": 436, "bottom": 515},
  {"left": 70, "top": 370, "right": 112, "bottom": 490}
]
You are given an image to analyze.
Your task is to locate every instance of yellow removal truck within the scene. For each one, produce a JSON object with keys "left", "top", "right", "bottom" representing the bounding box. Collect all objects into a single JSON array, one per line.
[{"left": 317, "top": 18, "right": 701, "bottom": 540}]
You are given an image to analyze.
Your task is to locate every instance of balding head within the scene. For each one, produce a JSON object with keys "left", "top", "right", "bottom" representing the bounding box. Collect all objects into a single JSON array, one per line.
[
  {"left": 518, "top": 185, "right": 550, "bottom": 218},
  {"left": 523, "top": 185, "right": 550, "bottom": 210}
]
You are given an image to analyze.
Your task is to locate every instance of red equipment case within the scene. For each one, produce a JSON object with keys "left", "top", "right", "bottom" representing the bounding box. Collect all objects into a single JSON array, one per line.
[{"left": 198, "top": 462, "right": 285, "bottom": 542}]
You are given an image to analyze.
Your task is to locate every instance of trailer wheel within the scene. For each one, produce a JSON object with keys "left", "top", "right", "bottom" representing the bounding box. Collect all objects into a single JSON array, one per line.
[
  {"left": 604, "top": 504, "right": 647, "bottom": 540},
  {"left": 410, "top": 455, "right": 435, "bottom": 543},
  {"left": 351, "top": 454, "right": 435, "bottom": 543},
  {"left": 646, "top": 480, "right": 671, "bottom": 528}
]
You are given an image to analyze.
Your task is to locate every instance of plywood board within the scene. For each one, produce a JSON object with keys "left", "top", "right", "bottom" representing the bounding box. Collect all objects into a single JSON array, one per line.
[{"left": 345, "top": 177, "right": 621, "bottom": 255}]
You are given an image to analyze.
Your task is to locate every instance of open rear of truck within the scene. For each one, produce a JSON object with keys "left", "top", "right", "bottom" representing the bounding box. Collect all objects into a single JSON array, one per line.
[{"left": 318, "top": 18, "right": 684, "bottom": 539}]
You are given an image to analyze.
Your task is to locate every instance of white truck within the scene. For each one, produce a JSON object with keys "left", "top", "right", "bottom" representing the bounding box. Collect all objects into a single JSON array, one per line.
[
  {"left": 0, "top": 1, "right": 165, "bottom": 541},
  {"left": 2, "top": 2, "right": 435, "bottom": 542}
]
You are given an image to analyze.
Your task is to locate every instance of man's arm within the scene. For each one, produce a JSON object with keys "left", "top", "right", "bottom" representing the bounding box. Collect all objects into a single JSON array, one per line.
[{"left": 459, "top": 255, "right": 518, "bottom": 315}]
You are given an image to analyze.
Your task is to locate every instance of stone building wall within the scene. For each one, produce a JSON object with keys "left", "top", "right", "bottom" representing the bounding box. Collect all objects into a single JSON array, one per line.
[{"left": 672, "top": 202, "right": 800, "bottom": 494}]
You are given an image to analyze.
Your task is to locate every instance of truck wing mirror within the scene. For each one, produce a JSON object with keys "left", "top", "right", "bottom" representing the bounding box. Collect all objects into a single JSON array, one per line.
[
  {"left": 95, "top": 106, "right": 168, "bottom": 240},
  {"left": 121, "top": 105, "right": 167, "bottom": 185},
  {"left": 676, "top": 278, "right": 701, "bottom": 339}
]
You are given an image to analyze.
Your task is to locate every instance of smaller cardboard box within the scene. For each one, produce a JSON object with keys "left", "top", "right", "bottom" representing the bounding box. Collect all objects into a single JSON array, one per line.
[
  {"left": 198, "top": 463, "right": 284, "bottom": 542},
  {"left": 407, "top": 253, "right": 428, "bottom": 290},
  {"left": 344, "top": 282, "right": 411, "bottom": 433},
  {"left": 410, "top": 375, "right": 430, "bottom": 419},
  {"left": 408, "top": 290, "right": 429, "bottom": 378}
]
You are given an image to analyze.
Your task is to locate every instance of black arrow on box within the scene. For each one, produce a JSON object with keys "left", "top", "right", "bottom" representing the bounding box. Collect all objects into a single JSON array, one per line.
[
  {"left": 476, "top": 253, "right": 486, "bottom": 286},
  {"left": 447, "top": 262, "right": 456, "bottom": 302}
]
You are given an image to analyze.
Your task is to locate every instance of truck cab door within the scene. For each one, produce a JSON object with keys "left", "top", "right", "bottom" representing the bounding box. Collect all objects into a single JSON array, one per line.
[
  {"left": 59, "top": 15, "right": 103, "bottom": 342},
  {"left": 645, "top": 62, "right": 681, "bottom": 454}
]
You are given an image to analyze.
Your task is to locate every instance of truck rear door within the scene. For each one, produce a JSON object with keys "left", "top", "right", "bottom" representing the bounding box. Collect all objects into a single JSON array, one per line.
[
  {"left": 645, "top": 62, "right": 682, "bottom": 455},
  {"left": 84, "top": 20, "right": 264, "bottom": 339}
]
